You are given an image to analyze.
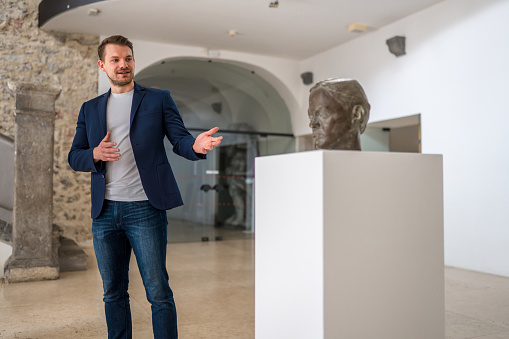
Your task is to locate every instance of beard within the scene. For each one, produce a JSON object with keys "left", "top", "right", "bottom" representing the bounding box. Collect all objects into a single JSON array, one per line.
[{"left": 107, "top": 69, "right": 134, "bottom": 87}]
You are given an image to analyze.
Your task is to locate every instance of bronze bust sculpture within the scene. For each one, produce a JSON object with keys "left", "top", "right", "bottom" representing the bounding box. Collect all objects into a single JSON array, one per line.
[{"left": 308, "top": 78, "right": 370, "bottom": 150}]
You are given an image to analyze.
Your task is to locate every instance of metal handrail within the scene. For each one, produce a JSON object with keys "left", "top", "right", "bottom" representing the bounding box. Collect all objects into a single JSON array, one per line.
[{"left": 187, "top": 128, "right": 294, "bottom": 138}]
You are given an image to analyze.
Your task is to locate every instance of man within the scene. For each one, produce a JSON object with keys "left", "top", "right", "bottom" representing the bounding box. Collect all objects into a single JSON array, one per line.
[
  {"left": 68, "top": 35, "right": 222, "bottom": 338},
  {"left": 308, "top": 78, "right": 370, "bottom": 150}
]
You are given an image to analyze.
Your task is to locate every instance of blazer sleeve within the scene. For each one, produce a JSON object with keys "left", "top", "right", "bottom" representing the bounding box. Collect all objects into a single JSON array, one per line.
[
  {"left": 68, "top": 103, "right": 103, "bottom": 173},
  {"left": 162, "top": 90, "right": 206, "bottom": 161}
]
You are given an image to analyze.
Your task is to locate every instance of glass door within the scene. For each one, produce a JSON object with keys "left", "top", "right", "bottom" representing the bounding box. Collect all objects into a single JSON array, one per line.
[
  {"left": 164, "top": 132, "right": 257, "bottom": 243},
  {"left": 212, "top": 134, "right": 256, "bottom": 240},
  {"left": 165, "top": 131, "right": 294, "bottom": 243},
  {"left": 164, "top": 132, "right": 215, "bottom": 243}
]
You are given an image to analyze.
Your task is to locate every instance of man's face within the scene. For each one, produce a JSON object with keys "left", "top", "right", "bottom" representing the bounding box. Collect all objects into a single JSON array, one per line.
[
  {"left": 98, "top": 44, "right": 135, "bottom": 87},
  {"left": 308, "top": 88, "right": 353, "bottom": 149}
]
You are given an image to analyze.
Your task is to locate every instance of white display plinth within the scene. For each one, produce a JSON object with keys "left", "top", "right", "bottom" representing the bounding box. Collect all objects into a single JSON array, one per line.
[{"left": 255, "top": 150, "right": 444, "bottom": 339}]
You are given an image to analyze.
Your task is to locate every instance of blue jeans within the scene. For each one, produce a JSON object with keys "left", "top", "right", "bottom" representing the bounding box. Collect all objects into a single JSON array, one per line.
[{"left": 92, "top": 200, "right": 177, "bottom": 339}]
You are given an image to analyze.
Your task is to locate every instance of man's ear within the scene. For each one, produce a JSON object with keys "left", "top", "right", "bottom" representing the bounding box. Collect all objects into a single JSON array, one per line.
[
  {"left": 351, "top": 105, "right": 365, "bottom": 128},
  {"left": 98, "top": 59, "right": 105, "bottom": 72}
]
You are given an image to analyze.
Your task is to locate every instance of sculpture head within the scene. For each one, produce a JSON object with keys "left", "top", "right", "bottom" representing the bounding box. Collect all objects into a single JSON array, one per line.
[{"left": 308, "top": 78, "right": 370, "bottom": 150}]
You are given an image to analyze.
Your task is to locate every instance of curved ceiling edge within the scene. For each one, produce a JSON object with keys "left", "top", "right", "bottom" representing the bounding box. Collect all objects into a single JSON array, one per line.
[{"left": 39, "top": 0, "right": 107, "bottom": 27}]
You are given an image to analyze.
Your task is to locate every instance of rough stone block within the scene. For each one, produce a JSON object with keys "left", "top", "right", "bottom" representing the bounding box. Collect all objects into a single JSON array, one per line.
[{"left": 4, "top": 265, "right": 59, "bottom": 283}]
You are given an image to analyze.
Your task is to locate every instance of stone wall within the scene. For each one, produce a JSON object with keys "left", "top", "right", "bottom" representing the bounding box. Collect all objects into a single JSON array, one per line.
[{"left": 0, "top": 0, "right": 99, "bottom": 244}]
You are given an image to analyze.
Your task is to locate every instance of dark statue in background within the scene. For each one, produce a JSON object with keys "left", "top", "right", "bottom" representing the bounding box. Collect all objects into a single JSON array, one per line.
[{"left": 308, "top": 78, "right": 370, "bottom": 151}]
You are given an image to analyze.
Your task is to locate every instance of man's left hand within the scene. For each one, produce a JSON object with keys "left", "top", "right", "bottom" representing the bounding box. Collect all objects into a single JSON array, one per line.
[{"left": 193, "top": 127, "right": 223, "bottom": 154}]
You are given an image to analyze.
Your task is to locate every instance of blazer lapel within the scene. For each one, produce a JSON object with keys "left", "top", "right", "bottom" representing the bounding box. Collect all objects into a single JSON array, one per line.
[
  {"left": 98, "top": 90, "right": 110, "bottom": 135},
  {"left": 130, "top": 82, "right": 145, "bottom": 126}
]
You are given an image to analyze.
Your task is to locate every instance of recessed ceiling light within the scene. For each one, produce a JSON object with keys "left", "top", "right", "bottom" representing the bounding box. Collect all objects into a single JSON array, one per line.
[
  {"left": 348, "top": 23, "right": 367, "bottom": 33},
  {"left": 229, "top": 29, "right": 237, "bottom": 37},
  {"left": 88, "top": 8, "right": 100, "bottom": 16}
]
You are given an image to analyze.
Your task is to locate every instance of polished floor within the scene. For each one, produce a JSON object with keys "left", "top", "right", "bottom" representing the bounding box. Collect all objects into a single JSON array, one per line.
[{"left": 1, "top": 239, "right": 509, "bottom": 338}]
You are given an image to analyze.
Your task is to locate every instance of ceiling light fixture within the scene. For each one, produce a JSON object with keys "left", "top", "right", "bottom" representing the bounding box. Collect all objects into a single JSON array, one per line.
[
  {"left": 269, "top": 1, "right": 279, "bottom": 8},
  {"left": 348, "top": 23, "right": 367, "bottom": 33},
  {"left": 207, "top": 49, "right": 220, "bottom": 57},
  {"left": 87, "top": 8, "right": 100, "bottom": 16},
  {"left": 229, "top": 29, "right": 237, "bottom": 37}
]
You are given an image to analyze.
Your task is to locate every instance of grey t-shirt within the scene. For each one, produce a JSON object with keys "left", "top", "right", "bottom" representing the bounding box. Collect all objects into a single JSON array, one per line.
[{"left": 104, "top": 90, "right": 148, "bottom": 201}]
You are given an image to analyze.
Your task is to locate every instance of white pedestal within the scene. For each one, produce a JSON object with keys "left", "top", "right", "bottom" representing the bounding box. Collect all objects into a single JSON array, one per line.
[{"left": 255, "top": 150, "right": 444, "bottom": 339}]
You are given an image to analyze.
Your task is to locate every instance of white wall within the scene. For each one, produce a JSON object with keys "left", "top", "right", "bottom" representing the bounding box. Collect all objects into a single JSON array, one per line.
[{"left": 300, "top": 0, "right": 509, "bottom": 276}]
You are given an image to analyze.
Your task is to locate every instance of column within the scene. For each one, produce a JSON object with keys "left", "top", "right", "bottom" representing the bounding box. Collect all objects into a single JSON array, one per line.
[{"left": 4, "top": 82, "right": 62, "bottom": 283}]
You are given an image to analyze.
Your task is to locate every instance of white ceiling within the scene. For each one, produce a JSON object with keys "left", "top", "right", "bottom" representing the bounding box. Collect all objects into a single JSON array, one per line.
[{"left": 41, "top": 0, "right": 444, "bottom": 60}]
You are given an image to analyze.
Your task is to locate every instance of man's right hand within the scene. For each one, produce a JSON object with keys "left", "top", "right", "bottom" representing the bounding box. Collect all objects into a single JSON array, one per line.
[{"left": 93, "top": 132, "right": 120, "bottom": 163}]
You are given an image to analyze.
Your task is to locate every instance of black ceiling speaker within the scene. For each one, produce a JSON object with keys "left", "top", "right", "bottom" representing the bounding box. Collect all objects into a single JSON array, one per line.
[
  {"left": 386, "top": 36, "right": 406, "bottom": 57},
  {"left": 301, "top": 72, "right": 313, "bottom": 85}
]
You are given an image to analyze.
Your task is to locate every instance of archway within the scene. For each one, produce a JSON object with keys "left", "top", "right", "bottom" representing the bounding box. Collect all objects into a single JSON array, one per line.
[{"left": 135, "top": 58, "right": 295, "bottom": 242}]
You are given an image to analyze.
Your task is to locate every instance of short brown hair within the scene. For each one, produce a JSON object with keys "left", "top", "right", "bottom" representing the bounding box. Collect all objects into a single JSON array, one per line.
[{"left": 98, "top": 35, "right": 134, "bottom": 61}]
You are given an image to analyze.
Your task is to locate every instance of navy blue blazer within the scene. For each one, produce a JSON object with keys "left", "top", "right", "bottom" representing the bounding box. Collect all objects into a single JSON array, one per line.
[{"left": 68, "top": 82, "right": 204, "bottom": 219}]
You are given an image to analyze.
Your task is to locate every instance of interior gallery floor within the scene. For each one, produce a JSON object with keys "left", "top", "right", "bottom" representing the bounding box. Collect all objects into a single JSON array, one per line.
[{"left": 1, "top": 239, "right": 508, "bottom": 339}]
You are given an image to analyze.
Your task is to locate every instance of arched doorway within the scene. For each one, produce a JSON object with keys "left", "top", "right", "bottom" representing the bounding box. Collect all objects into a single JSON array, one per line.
[{"left": 135, "top": 58, "right": 294, "bottom": 242}]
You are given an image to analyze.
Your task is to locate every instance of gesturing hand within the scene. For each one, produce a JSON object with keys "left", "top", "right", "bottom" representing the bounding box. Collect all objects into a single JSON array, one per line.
[
  {"left": 193, "top": 127, "right": 223, "bottom": 154},
  {"left": 93, "top": 132, "right": 120, "bottom": 163}
]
